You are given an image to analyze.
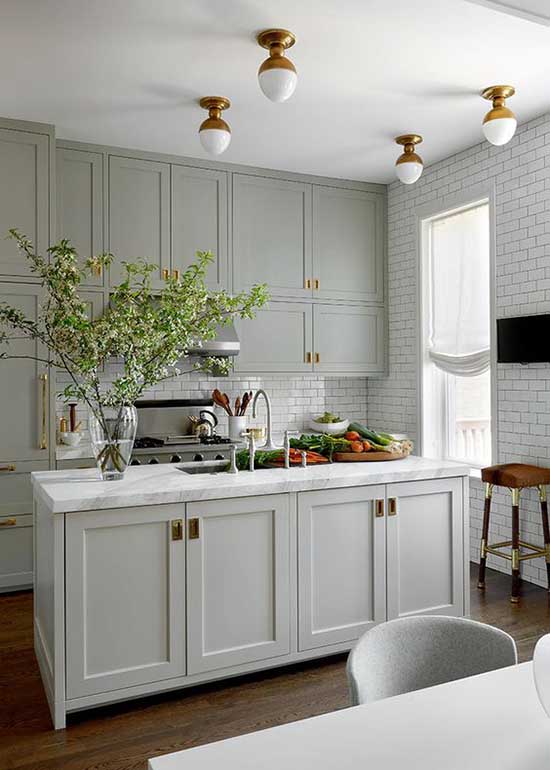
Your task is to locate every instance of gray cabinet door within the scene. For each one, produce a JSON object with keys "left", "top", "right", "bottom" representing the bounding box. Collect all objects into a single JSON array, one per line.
[
  {"left": 56, "top": 147, "right": 104, "bottom": 287},
  {"left": 172, "top": 165, "right": 228, "bottom": 290},
  {"left": 235, "top": 301, "right": 313, "bottom": 373},
  {"left": 386, "top": 478, "right": 464, "bottom": 619},
  {"left": 0, "top": 128, "right": 49, "bottom": 278},
  {"left": 108, "top": 155, "right": 170, "bottom": 287},
  {"left": 313, "top": 304, "right": 385, "bottom": 374},
  {"left": 312, "top": 186, "right": 384, "bottom": 303},
  {"left": 233, "top": 174, "right": 312, "bottom": 298},
  {"left": 0, "top": 283, "right": 49, "bottom": 461}
]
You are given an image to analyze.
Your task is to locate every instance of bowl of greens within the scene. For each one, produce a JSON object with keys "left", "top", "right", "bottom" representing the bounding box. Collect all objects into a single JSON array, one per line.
[{"left": 309, "top": 412, "right": 350, "bottom": 436}]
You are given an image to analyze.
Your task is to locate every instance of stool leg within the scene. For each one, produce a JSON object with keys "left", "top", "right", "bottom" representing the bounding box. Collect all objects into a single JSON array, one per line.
[
  {"left": 539, "top": 485, "right": 550, "bottom": 591},
  {"left": 478, "top": 483, "right": 493, "bottom": 589},
  {"left": 511, "top": 488, "right": 521, "bottom": 604}
]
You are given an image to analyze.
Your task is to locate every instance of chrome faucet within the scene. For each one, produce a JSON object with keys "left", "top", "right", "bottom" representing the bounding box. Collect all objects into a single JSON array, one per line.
[{"left": 251, "top": 389, "right": 279, "bottom": 451}]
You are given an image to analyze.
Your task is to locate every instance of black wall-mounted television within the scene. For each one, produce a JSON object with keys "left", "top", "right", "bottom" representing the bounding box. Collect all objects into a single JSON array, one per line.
[{"left": 497, "top": 314, "right": 550, "bottom": 363}]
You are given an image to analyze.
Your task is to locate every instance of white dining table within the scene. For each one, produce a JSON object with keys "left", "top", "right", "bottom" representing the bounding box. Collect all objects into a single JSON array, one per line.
[{"left": 148, "top": 662, "right": 550, "bottom": 769}]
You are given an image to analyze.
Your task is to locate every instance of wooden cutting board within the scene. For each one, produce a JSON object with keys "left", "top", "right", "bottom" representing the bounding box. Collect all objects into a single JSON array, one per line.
[{"left": 333, "top": 451, "right": 407, "bottom": 462}]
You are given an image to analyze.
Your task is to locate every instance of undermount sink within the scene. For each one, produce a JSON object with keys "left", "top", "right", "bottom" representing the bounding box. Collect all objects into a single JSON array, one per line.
[{"left": 176, "top": 460, "right": 230, "bottom": 475}]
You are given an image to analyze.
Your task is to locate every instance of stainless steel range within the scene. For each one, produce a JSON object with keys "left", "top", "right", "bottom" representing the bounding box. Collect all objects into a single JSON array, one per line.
[{"left": 130, "top": 398, "right": 234, "bottom": 467}]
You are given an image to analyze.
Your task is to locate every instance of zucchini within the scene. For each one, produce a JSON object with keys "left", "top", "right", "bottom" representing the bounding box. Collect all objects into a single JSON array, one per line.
[{"left": 347, "top": 422, "right": 392, "bottom": 446}]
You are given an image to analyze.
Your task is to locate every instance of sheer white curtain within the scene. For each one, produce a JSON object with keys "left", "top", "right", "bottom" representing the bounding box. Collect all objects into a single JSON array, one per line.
[{"left": 428, "top": 204, "right": 490, "bottom": 377}]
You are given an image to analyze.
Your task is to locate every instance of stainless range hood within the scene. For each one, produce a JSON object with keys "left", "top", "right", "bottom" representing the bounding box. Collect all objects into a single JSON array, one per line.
[{"left": 187, "top": 322, "right": 240, "bottom": 357}]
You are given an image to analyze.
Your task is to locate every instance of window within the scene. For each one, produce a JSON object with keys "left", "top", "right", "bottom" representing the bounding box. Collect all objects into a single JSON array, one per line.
[{"left": 421, "top": 201, "right": 492, "bottom": 467}]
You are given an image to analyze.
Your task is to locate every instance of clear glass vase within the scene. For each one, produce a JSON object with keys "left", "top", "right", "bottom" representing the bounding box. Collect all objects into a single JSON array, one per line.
[{"left": 89, "top": 405, "right": 137, "bottom": 481}]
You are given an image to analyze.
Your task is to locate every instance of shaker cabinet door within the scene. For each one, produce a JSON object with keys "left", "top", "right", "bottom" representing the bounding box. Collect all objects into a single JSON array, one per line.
[
  {"left": 297, "top": 486, "right": 386, "bottom": 651},
  {"left": 56, "top": 147, "right": 104, "bottom": 287},
  {"left": 172, "top": 165, "right": 228, "bottom": 290},
  {"left": 235, "top": 301, "right": 314, "bottom": 373},
  {"left": 386, "top": 478, "right": 464, "bottom": 620},
  {"left": 108, "top": 155, "right": 170, "bottom": 287},
  {"left": 186, "top": 494, "right": 291, "bottom": 674},
  {"left": 0, "top": 127, "right": 50, "bottom": 278},
  {"left": 65, "top": 504, "right": 186, "bottom": 698},
  {"left": 232, "top": 174, "right": 312, "bottom": 298},
  {"left": 312, "top": 185, "right": 384, "bottom": 303},
  {"left": 313, "top": 304, "right": 385, "bottom": 374}
]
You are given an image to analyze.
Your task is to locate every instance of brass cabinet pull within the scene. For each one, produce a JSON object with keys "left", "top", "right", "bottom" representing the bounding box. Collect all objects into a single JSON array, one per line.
[
  {"left": 388, "top": 497, "right": 398, "bottom": 516},
  {"left": 306, "top": 352, "right": 312, "bottom": 364},
  {"left": 375, "top": 499, "right": 384, "bottom": 518},
  {"left": 0, "top": 464, "right": 16, "bottom": 472},
  {"left": 0, "top": 518, "right": 16, "bottom": 527},
  {"left": 162, "top": 268, "right": 169, "bottom": 280},
  {"left": 189, "top": 518, "right": 200, "bottom": 540},
  {"left": 39, "top": 373, "right": 48, "bottom": 450},
  {"left": 171, "top": 519, "right": 183, "bottom": 541},
  {"left": 314, "top": 352, "right": 320, "bottom": 364},
  {"left": 172, "top": 269, "right": 180, "bottom": 280},
  {"left": 304, "top": 278, "right": 312, "bottom": 290},
  {"left": 314, "top": 278, "right": 320, "bottom": 290},
  {"left": 91, "top": 264, "right": 102, "bottom": 277}
]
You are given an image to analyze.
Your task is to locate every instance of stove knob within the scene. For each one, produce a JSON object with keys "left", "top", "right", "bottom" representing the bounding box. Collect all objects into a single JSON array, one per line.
[
  {"left": 193, "top": 453, "right": 205, "bottom": 462},
  {"left": 148, "top": 457, "right": 160, "bottom": 465},
  {"left": 170, "top": 454, "right": 182, "bottom": 463},
  {"left": 130, "top": 458, "right": 141, "bottom": 466}
]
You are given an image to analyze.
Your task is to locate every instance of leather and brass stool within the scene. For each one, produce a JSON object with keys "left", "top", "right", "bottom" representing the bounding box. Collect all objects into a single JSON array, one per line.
[{"left": 478, "top": 463, "right": 550, "bottom": 603}]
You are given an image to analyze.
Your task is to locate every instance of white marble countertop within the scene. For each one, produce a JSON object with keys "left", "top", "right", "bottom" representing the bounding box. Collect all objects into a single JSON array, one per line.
[{"left": 32, "top": 456, "right": 469, "bottom": 514}]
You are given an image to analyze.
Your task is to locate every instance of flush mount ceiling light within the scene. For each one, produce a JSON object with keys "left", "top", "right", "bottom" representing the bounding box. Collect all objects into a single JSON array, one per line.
[
  {"left": 198, "top": 96, "right": 231, "bottom": 156},
  {"left": 395, "top": 134, "right": 424, "bottom": 185},
  {"left": 481, "top": 85, "right": 517, "bottom": 146},
  {"left": 257, "top": 29, "right": 297, "bottom": 102}
]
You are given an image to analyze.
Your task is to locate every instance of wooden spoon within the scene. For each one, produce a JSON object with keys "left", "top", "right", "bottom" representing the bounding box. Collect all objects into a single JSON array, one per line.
[
  {"left": 234, "top": 396, "right": 241, "bottom": 417},
  {"left": 212, "top": 389, "right": 232, "bottom": 416}
]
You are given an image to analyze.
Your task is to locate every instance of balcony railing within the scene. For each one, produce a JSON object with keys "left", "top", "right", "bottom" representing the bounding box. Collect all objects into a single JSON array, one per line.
[{"left": 453, "top": 418, "right": 491, "bottom": 466}]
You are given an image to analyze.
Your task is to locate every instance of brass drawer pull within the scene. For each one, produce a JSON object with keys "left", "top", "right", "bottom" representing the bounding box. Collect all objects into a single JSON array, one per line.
[
  {"left": 189, "top": 518, "right": 200, "bottom": 540},
  {"left": 0, "top": 464, "right": 16, "bottom": 472},
  {"left": 314, "top": 278, "right": 320, "bottom": 290},
  {"left": 172, "top": 269, "right": 180, "bottom": 280},
  {"left": 375, "top": 499, "right": 384, "bottom": 518},
  {"left": 0, "top": 518, "right": 16, "bottom": 527},
  {"left": 304, "top": 278, "right": 312, "bottom": 290},
  {"left": 171, "top": 519, "right": 183, "bottom": 541},
  {"left": 306, "top": 352, "right": 312, "bottom": 364},
  {"left": 39, "top": 373, "right": 48, "bottom": 450},
  {"left": 314, "top": 352, "right": 320, "bottom": 364},
  {"left": 162, "top": 268, "right": 169, "bottom": 280},
  {"left": 91, "top": 264, "right": 102, "bottom": 277},
  {"left": 388, "top": 497, "right": 398, "bottom": 516}
]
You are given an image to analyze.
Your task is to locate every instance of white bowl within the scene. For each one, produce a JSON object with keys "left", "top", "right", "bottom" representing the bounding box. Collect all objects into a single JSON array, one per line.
[
  {"left": 59, "top": 431, "right": 82, "bottom": 447},
  {"left": 309, "top": 417, "right": 350, "bottom": 436}
]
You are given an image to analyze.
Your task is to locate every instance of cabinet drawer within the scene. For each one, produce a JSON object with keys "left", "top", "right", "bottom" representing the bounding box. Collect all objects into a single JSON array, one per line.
[
  {"left": 0, "top": 460, "right": 49, "bottom": 517},
  {"left": 0, "top": 513, "right": 33, "bottom": 591}
]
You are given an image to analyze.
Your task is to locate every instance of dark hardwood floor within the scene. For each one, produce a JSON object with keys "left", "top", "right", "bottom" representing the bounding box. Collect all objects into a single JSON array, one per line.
[{"left": 1, "top": 564, "right": 549, "bottom": 770}]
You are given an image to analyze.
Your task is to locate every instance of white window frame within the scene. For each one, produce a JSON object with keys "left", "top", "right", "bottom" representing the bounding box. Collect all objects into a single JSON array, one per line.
[{"left": 416, "top": 185, "right": 497, "bottom": 470}]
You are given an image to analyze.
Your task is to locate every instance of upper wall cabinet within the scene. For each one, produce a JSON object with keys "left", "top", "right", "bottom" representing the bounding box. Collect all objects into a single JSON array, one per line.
[
  {"left": 312, "top": 186, "right": 384, "bottom": 303},
  {"left": 233, "top": 174, "right": 312, "bottom": 299},
  {"left": 0, "top": 127, "right": 50, "bottom": 279},
  {"left": 172, "top": 165, "right": 228, "bottom": 291},
  {"left": 56, "top": 147, "right": 104, "bottom": 287},
  {"left": 313, "top": 304, "right": 385, "bottom": 374},
  {"left": 108, "top": 156, "right": 170, "bottom": 288}
]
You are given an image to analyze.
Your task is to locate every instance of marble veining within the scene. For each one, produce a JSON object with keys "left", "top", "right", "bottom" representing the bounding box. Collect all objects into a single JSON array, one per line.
[{"left": 32, "top": 456, "right": 470, "bottom": 514}]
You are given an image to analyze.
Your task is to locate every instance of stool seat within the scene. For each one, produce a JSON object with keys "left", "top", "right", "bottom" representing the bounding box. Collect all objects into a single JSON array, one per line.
[{"left": 481, "top": 463, "right": 550, "bottom": 489}]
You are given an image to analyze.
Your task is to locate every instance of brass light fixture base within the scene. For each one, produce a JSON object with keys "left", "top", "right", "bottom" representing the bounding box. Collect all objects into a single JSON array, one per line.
[
  {"left": 395, "top": 134, "right": 423, "bottom": 147},
  {"left": 257, "top": 29, "right": 296, "bottom": 51},
  {"left": 199, "top": 96, "right": 231, "bottom": 112},
  {"left": 481, "top": 85, "right": 515, "bottom": 102}
]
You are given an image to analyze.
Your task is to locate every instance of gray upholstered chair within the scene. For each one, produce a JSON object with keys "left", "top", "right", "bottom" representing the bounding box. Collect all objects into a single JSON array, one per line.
[{"left": 346, "top": 615, "right": 517, "bottom": 706}]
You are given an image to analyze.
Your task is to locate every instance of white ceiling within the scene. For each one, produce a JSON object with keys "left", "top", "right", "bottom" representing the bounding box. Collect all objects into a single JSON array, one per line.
[{"left": 2, "top": 0, "right": 550, "bottom": 183}]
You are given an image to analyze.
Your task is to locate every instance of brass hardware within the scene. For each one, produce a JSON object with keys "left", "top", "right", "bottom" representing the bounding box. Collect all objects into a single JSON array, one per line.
[
  {"left": 248, "top": 426, "right": 266, "bottom": 440},
  {"left": 0, "top": 518, "right": 16, "bottom": 527},
  {"left": 199, "top": 96, "right": 231, "bottom": 135},
  {"left": 172, "top": 269, "right": 180, "bottom": 280},
  {"left": 395, "top": 134, "right": 423, "bottom": 170},
  {"left": 162, "top": 268, "right": 169, "bottom": 281},
  {"left": 484, "top": 482, "right": 493, "bottom": 499},
  {"left": 306, "top": 352, "right": 312, "bottom": 364},
  {"left": 481, "top": 85, "right": 515, "bottom": 102},
  {"left": 375, "top": 499, "right": 384, "bottom": 518},
  {"left": 314, "top": 353, "right": 320, "bottom": 364},
  {"left": 257, "top": 29, "right": 297, "bottom": 78},
  {"left": 0, "top": 464, "right": 16, "bottom": 472},
  {"left": 388, "top": 497, "right": 397, "bottom": 516},
  {"left": 484, "top": 539, "right": 548, "bottom": 563},
  {"left": 480, "top": 538, "right": 487, "bottom": 559},
  {"left": 189, "top": 518, "right": 200, "bottom": 540},
  {"left": 512, "top": 548, "right": 519, "bottom": 571},
  {"left": 546, "top": 544, "right": 550, "bottom": 563},
  {"left": 511, "top": 488, "right": 520, "bottom": 506},
  {"left": 91, "top": 263, "right": 102, "bottom": 277},
  {"left": 314, "top": 278, "right": 320, "bottom": 290},
  {"left": 39, "top": 373, "right": 48, "bottom": 450},
  {"left": 304, "top": 278, "right": 311, "bottom": 290},
  {"left": 540, "top": 485, "right": 547, "bottom": 502},
  {"left": 171, "top": 519, "right": 183, "bottom": 541}
]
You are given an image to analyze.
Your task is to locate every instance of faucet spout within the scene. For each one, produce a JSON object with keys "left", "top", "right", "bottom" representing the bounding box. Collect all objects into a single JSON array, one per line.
[{"left": 251, "top": 389, "right": 279, "bottom": 451}]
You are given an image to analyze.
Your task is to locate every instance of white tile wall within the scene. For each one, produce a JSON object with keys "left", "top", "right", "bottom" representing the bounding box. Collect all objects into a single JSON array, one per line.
[{"left": 368, "top": 111, "right": 550, "bottom": 588}]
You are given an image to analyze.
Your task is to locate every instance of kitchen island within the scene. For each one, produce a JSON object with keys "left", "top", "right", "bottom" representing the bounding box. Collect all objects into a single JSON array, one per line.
[{"left": 32, "top": 457, "right": 469, "bottom": 728}]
